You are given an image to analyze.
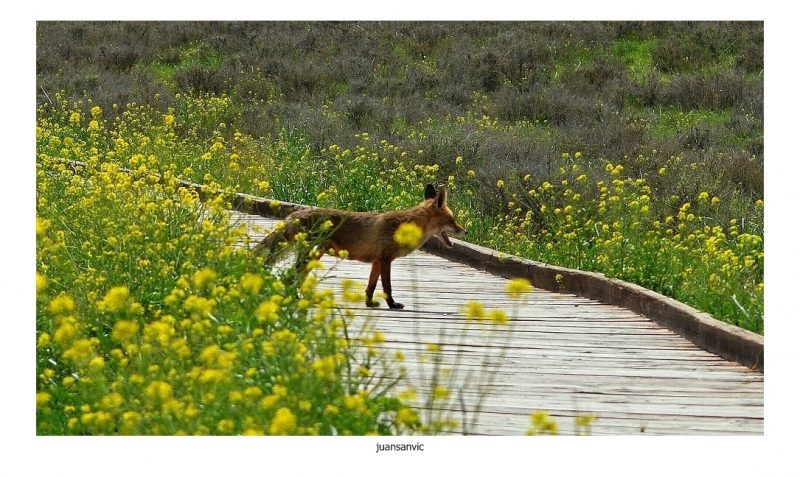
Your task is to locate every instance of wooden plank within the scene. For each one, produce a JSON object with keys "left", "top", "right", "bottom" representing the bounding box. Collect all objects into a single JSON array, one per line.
[{"left": 229, "top": 211, "right": 764, "bottom": 435}]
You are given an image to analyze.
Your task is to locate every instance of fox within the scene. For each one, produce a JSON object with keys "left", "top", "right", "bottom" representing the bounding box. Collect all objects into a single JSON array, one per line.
[{"left": 252, "top": 184, "right": 466, "bottom": 309}]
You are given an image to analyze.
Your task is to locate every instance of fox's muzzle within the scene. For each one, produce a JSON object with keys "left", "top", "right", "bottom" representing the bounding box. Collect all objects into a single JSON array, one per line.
[{"left": 441, "top": 228, "right": 466, "bottom": 247}]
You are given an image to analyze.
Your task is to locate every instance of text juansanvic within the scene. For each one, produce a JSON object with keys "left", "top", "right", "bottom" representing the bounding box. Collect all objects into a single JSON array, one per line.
[{"left": 376, "top": 442, "right": 425, "bottom": 453}]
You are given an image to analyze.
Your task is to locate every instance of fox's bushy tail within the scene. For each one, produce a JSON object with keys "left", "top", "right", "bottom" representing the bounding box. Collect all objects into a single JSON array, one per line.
[
  {"left": 251, "top": 228, "right": 289, "bottom": 263},
  {"left": 251, "top": 223, "right": 318, "bottom": 284}
]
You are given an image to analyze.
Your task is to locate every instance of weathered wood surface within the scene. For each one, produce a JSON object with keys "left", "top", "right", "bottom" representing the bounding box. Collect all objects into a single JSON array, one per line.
[{"left": 232, "top": 211, "right": 764, "bottom": 436}]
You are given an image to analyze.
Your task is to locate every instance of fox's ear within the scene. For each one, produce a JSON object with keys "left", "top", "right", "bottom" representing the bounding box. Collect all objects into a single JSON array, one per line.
[
  {"left": 436, "top": 186, "right": 447, "bottom": 209},
  {"left": 424, "top": 184, "right": 437, "bottom": 200}
]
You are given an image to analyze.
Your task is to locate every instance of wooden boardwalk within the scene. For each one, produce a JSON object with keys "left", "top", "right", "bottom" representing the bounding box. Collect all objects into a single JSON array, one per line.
[{"left": 233, "top": 211, "right": 764, "bottom": 436}]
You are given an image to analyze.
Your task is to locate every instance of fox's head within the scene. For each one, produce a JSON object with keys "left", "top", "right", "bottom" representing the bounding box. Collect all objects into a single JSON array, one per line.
[{"left": 423, "top": 184, "right": 467, "bottom": 248}]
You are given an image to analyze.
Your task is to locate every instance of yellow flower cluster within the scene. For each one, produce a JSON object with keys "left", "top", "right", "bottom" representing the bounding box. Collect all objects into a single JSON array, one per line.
[
  {"left": 394, "top": 222, "right": 424, "bottom": 249},
  {"left": 36, "top": 93, "right": 417, "bottom": 436},
  {"left": 460, "top": 301, "right": 510, "bottom": 326},
  {"left": 505, "top": 278, "right": 532, "bottom": 298},
  {"left": 525, "top": 411, "right": 559, "bottom": 435},
  {"left": 480, "top": 157, "right": 763, "bottom": 332}
]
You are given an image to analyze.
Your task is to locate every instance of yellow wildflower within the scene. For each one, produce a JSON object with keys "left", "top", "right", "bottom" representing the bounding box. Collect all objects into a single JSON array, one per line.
[
  {"left": 343, "top": 394, "right": 366, "bottom": 413},
  {"left": 527, "top": 411, "right": 559, "bottom": 435},
  {"left": 62, "top": 338, "right": 97, "bottom": 364},
  {"left": 193, "top": 268, "right": 218, "bottom": 290},
  {"left": 99, "top": 286, "right": 130, "bottom": 313},
  {"left": 261, "top": 394, "right": 280, "bottom": 409},
  {"left": 120, "top": 411, "right": 142, "bottom": 434},
  {"left": 143, "top": 320, "right": 175, "bottom": 347},
  {"left": 396, "top": 407, "right": 420, "bottom": 427},
  {"left": 49, "top": 294, "right": 76, "bottom": 315},
  {"left": 255, "top": 299, "right": 279, "bottom": 323},
  {"left": 312, "top": 356, "right": 337, "bottom": 380},
  {"left": 36, "top": 216, "right": 49, "bottom": 236},
  {"left": 398, "top": 388, "right": 418, "bottom": 402},
  {"left": 37, "top": 332, "right": 51, "bottom": 348},
  {"left": 432, "top": 385, "right": 450, "bottom": 400},
  {"left": 36, "top": 273, "right": 48, "bottom": 293},
  {"left": 461, "top": 301, "right": 486, "bottom": 321},
  {"left": 183, "top": 295, "right": 215, "bottom": 316},
  {"left": 269, "top": 407, "right": 297, "bottom": 435},
  {"left": 36, "top": 391, "right": 52, "bottom": 410},
  {"left": 489, "top": 309, "right": 508, "bottom": 325},
  {"left": 425, "top": 343, "right": 441, "bottom": 354},
  {"left": 111, "top": 320, "right": 139, "bottom": 342},
  {"left": 199, "top": 344, "right": 220, "bottom": 366},
  {"left": 88, "top": 356, "right": 105, "bottom": 371},
  {"left": 300, "top": 274, "right": 318, "bottom": 295},
  {"left": 144, "top": 380, "right": 173, "bottom": 401},
  {"left": 394, "top": 222, "right": 423, "bottom": 249},
  {"left": 217, "top": 419, "right": 236, "bottom": 434},
  {"left": 243, "top": 386, "right": 263, "bottom": 399},
  {"left": 240, "top": 273, "right": 264, "bottom": 294},
  {"left": 100, "top": 392, "right": 124, "bottom": 408}
]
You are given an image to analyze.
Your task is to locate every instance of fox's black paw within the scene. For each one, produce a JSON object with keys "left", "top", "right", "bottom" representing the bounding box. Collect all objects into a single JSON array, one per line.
[
  {"left": 388, "top": 302, "right": 404, "bottom": 309},
  {"left": 366, "top": 299, "right": 380, "bottom": 308}
]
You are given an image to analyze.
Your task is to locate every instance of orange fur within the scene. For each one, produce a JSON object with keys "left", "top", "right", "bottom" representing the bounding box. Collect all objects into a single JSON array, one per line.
[{"left": 252, "top": 184, "right": 466, "bottom": 308}]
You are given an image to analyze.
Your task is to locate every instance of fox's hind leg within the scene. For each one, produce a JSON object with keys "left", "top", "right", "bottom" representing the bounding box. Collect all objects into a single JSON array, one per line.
[{"left": 365, "top": 261, "right": 381, "bottom": 307}]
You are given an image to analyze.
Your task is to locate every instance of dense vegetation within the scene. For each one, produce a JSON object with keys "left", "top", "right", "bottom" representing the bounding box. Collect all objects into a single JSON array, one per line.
[
  {"left": 36, "top": 21, "right": 763, "bottom": 435},
  {"left": 36, "top": 21, "right": 763, "bottom": 332},
  {"left": 36, "top": 21, "right": 763, "bottom": 200}
]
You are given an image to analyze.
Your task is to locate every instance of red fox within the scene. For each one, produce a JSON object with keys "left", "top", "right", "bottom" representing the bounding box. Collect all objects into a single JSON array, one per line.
[{"left": 252, "top": 184, "right": 466, "bottom": 309}]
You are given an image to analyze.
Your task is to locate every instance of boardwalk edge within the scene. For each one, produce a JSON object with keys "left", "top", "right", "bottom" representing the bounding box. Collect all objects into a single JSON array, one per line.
[{"left": 422, "top": 238, "right": 764, "bottom": 372}]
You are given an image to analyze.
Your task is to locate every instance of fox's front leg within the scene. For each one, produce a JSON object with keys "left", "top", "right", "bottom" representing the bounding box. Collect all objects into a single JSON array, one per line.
[
  {"left": 379, "top": 259, "right": 403, "bottom": 309},
  {"left": 365, "top": 260, "right": 403, "bottom": 308}
]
